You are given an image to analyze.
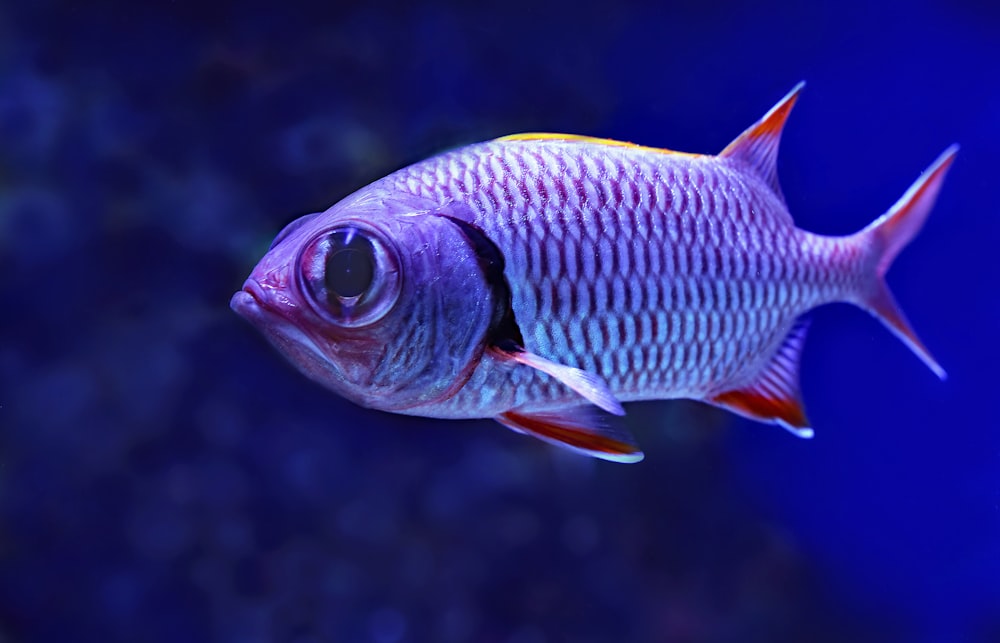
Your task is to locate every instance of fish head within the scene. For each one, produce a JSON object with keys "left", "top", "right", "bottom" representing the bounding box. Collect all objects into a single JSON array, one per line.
[{"left": 231, "top": 190, "right": 501, "bottom": 411}]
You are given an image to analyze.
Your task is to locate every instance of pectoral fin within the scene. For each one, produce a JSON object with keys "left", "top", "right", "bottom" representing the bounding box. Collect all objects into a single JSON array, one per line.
[
  {"left": 490, "top": 343, "right": 624, "bottom": 416},
  {"left": 496, "top": 407, "right": 643, "bottom": 463}
]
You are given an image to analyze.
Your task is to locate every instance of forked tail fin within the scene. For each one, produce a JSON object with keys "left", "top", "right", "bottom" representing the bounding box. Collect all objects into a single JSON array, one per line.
[{"left": 856, "top": 145, "right": 958, "bottom": 380}]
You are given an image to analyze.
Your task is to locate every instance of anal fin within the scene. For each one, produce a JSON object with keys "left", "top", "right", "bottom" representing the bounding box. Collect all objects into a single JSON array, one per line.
[
  {"left": 709, "top": 317, "right": 814, "bottom": 438},
  {"left": 496, "top": 407, "right": 644, "bottom": 463}
]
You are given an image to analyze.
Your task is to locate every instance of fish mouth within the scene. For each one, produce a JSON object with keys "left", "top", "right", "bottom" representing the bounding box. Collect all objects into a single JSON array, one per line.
[
  {"left": 231, "top": 279, "right": 289, "bottom": 327},
  {"left": 230, "top": 279, "right": 339, "bottom": 377},
  {"left": 230, "top": 279, "right": 267, "bottom": 319}
]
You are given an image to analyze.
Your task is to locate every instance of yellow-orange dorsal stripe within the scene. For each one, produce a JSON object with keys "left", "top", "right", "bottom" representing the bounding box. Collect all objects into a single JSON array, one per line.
[{"left": 496, "top": 133, "right": 704, "bottom": 159}]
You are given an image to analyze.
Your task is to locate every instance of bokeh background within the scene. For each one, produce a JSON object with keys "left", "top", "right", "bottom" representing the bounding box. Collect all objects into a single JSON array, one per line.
[{"left": 2, "top": 0, "right": 998, "bottom": 641}]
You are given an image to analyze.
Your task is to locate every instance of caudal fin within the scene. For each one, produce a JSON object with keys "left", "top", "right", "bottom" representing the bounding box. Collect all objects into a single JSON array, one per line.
[{"left": 857, "top": 145, "right": 958, "bottom": 380}]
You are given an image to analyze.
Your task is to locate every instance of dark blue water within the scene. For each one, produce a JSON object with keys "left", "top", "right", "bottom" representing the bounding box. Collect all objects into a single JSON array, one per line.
[{"left": 2, "top": 1, "right": 998, "bottom": 641}]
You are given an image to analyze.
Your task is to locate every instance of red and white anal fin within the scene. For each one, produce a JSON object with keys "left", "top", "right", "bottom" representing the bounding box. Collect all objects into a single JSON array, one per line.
[
  {"left": 855, "top": 145, "right": 957, "bottom": 380},
  {"left": 719, "top": 82, "right": 804, "bottom": 200},
  {"left": 489, "top": 345, "right": 625, "bottom": 416},
  {"left": 496, "top": 407, "right": 644, "bottom": 463},
  {"left": 709, "top": 317, "right": 813, "bottom": 438}
]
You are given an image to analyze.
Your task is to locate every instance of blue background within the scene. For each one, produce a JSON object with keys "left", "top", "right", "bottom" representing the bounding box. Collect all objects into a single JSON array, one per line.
[{"left": 2, "top": 0, "right": 998, "bottom": 641}]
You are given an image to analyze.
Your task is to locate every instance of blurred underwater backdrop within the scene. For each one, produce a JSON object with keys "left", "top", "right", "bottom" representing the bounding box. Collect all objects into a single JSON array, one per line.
[{"left": 2, "top": 0, "right": 999, "bottom": 641}]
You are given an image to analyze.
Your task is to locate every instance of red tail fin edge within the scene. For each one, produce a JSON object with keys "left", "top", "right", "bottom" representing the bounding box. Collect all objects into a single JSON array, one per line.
[
  {"left": 864, "top": 280, "right": 947, "bottom": 379},
  {"left": 858, "top": 146, "right": 957, "bottom": 379},
  {"left": 867, "top": 146, "right": 958, "bottom": 276}
]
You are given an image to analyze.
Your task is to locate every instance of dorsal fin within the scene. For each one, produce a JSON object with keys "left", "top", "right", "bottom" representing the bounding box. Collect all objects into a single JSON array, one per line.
[
  {"left": 719, "top": 82, "right": 804, "bottom": 200},
  {"left": 496, "top": 133, "right": 702, "bottom": 159},
  {"left": 709, "top": 316, "right": 813, "bottom": 438}
]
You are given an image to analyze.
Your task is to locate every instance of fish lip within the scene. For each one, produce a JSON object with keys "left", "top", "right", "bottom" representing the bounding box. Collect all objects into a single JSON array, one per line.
[
  {"left": 229, "top": 289, "right": 256, "bottom": 318},
  {"left": 230, "top": 279, "right": 337, "bottom": 374},
  {"left": 230, "top": 279, "right": 269, "bottom": 319}
]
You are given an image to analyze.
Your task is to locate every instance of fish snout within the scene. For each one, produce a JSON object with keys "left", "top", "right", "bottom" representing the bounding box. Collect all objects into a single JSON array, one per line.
[
  {"left": 230, "top": 278, "right": 269, "bottom": 320},
  {"left": 229, "top": 289, "right": 256, "bottom": 317}
]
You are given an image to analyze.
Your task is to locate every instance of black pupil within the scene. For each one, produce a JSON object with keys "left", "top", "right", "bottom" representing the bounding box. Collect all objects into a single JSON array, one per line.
[{"left": 324, "top": 232, "right": 374, "bottom": 299}]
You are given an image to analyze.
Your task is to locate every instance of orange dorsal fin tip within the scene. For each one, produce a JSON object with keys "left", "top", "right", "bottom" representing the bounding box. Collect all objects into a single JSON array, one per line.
[
  {"left": 709, "top": 316, "right": 814, "bottom": 438},
  {"left": 719, "top": 81, "right": 805, "bottom": 198},
  {"left": 496, "top": 408, "right": 644, "bottom": 463}
]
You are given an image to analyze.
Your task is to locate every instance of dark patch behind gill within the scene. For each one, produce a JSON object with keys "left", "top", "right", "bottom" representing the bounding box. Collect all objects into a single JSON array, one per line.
[{"left": 438, "top": 215, "right": 525, "bottom": 352}]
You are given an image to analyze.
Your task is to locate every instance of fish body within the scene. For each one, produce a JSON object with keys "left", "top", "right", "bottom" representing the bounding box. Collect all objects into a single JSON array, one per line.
[{"left": 232, "top": 84, "right": 955, "bottom": 462}]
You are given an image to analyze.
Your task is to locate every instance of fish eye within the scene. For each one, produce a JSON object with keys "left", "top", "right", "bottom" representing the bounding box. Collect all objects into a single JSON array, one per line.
[
  {"left": 324, "top": 231, "right": 374, "bottom": 299},
  {"left": 299, "top": 225, "right": 401, "bottom": 327}
]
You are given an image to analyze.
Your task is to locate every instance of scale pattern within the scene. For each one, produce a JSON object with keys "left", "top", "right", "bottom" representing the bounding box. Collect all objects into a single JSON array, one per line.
[{"left": 386, "top": 139, "right": 863, "bottom": 412}]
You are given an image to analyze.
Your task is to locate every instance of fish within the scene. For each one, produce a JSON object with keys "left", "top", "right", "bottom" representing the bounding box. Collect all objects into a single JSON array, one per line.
[{"left": 231, "top": 82, "right": 956, "bottom": 463}]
